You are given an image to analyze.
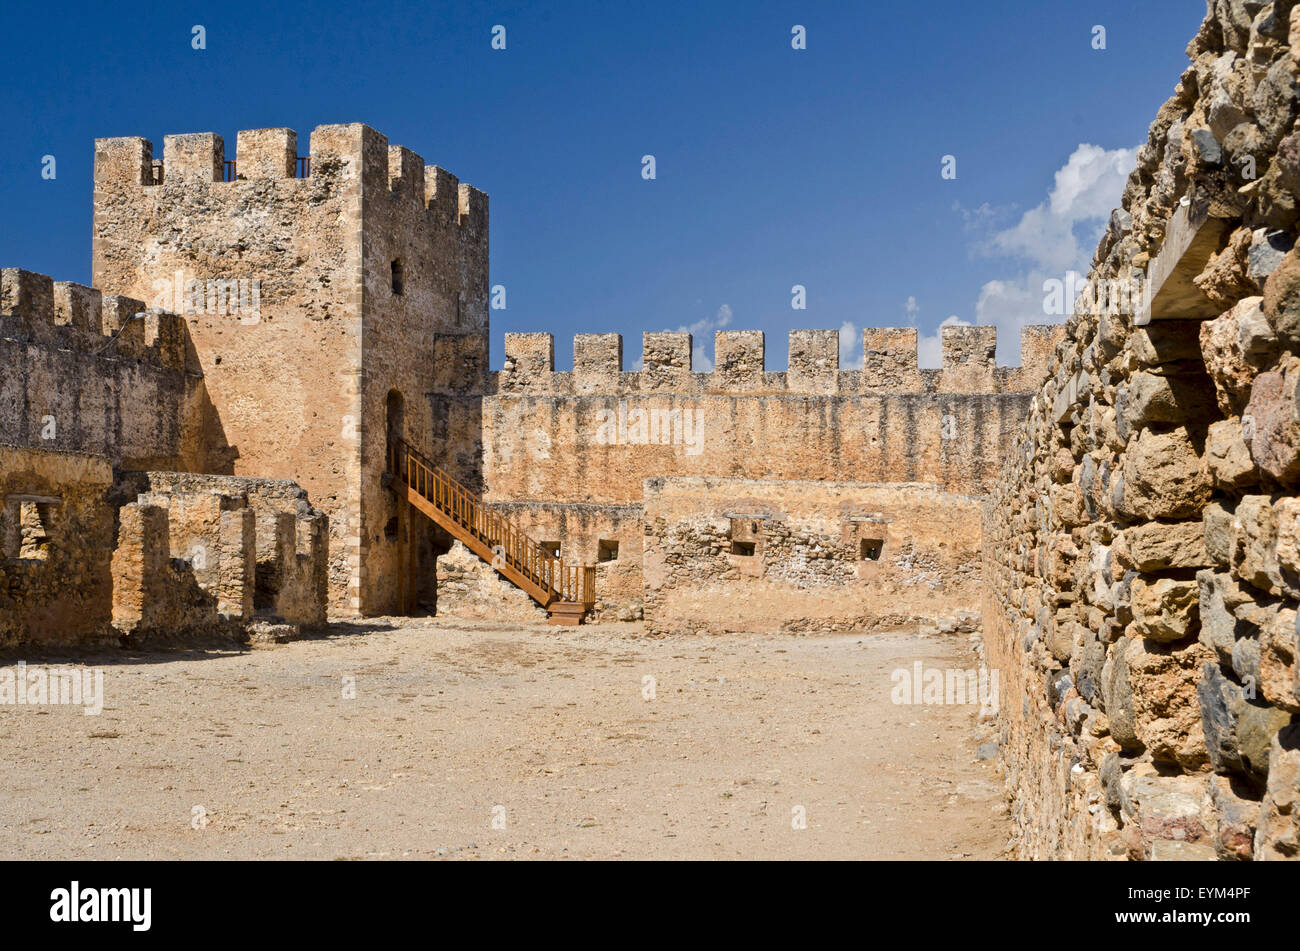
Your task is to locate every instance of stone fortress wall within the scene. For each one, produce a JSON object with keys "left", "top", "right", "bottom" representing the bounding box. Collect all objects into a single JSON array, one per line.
[
  {"left": 466, "top": 324, "right": 1060, "bottom": 625},
  {"left": 983, "top": 0, "right": 1300, "bottom": 860}
]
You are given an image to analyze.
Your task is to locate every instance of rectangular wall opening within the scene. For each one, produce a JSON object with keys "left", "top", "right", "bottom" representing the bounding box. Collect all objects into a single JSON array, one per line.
[
  {"left": 597, "top": 539, "right": 619, "bottom": 562},
  {"left": 730, "top": 540, "right": 756, "bottom": 557},
  {"left": 860, "top": 538, "right": 883, "bottom": 561},
  {"left": 7, "top": 499, "right": 58, "bottom": 561}
]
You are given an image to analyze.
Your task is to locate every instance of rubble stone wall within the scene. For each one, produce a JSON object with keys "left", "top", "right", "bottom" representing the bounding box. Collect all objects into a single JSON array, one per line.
[
  {"left": 983, "top": 0, "right": 1300, "bottom": 861},
  {"left": 0, "top": 447, "right": 115, "bottom": 648},
  {"left": 646, "top": 477, "right": 983, "bottom": 635}
]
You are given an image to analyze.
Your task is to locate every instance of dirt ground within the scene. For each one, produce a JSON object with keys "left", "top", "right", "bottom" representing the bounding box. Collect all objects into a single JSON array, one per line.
[{"left": 0, "top": 620, "right": 1010, "bottom": 860}]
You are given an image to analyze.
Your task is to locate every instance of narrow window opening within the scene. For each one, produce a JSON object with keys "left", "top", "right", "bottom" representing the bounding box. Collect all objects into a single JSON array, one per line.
[
  {"left": 9, "top": 500, "right": 57, "bottom": 561},
  {"left": 391, "top": 259, "right": 404, "bottom": 295}
]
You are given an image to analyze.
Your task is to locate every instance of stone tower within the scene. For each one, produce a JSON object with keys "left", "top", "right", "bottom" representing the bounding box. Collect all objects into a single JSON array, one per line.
[{"left": 91, "top": 123, "right": 489, "bottom": 616}]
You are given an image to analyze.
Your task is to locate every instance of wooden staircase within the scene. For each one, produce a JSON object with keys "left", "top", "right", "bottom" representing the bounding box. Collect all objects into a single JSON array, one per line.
[{"left": 387, "top": 438, "right": 595, "bottom": 624}]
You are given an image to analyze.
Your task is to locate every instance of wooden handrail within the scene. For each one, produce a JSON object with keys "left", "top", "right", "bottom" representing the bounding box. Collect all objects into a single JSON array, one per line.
[{"left": 388, "top": 438, "right": 595, "bottom": 610}]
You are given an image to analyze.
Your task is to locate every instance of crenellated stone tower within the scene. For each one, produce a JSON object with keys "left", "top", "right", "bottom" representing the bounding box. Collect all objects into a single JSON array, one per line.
[{"left": 91, "top": 123, "right": 489, "bottom": 616}]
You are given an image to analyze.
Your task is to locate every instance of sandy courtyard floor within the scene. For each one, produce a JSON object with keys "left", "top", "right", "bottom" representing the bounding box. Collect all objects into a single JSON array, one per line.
[{"left": 0, "top": 620, "right": 1009, "bottom": 860}]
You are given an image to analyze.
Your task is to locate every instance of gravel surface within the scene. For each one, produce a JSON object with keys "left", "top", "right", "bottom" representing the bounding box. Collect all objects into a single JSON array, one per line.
[{"left": 0, "top": 619, "right": 1009, "bottom": 860}]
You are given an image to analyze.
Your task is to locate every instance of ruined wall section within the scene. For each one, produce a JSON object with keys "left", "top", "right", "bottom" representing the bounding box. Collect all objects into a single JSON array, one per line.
[
  {"left": 645, "top": 477, "right": 983, "bottom": 636},
  {"left": 111, "top": 473, "right": 327, "bottom": 642},
  {"left": 0, "top": 447, "right": 115, "bottom": 648},
  {"left": 984, "top": 0, "right": 1300, "bottom": 861},
  {"left": 0, "top": 268, "right": 202, "bottom": 470}
]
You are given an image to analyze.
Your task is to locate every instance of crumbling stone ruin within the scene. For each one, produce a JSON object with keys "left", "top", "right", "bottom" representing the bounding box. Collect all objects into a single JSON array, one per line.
[
  {"left": 984, "top": 0, "right": 1300, "bottom": 860},
  {"left": 0, "top": 273, "right": 328, "bottom": 648}
]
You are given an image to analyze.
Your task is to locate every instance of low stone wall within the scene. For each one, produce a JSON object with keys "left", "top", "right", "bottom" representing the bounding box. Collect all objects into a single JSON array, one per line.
[
  {"left": 983, "top": 0, "right": 1300, "bottom": 861},
  {"left": 645, "top": 477, "right": 982, "bottom": 635},
  {"left": 434, "top": 539, "right": 547, "bottom": 623}
]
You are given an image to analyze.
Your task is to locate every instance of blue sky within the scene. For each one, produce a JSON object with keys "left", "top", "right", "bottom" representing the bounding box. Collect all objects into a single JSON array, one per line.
[{"left": 2, "top": 0, "right": 1204, "bottom": 369}]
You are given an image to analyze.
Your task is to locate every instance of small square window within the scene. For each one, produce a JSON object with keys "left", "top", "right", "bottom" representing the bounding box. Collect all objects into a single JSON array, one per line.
[
  {"left": 598, "top": 539, "right": 619, "bottom": 562},
  {"left": 860, "top": 539, "right": 883, "bottom": 561},
  {"left": 539, "top": 541, "right": 560, "bottom": 558},
  {"left": 730, "top": 540, "right": 756, "bottom": 557},
  {"left": 391, "top": 259, "right": 404, "bottom": 295}
]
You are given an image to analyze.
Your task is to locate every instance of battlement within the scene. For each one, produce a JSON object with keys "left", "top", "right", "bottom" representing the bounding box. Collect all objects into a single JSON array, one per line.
[
  {"left": 0, "top": 268, "right": 190, "bottom": 371},
  {"left": 93, "top": 124, "right": 488, "bottom": 231},
  {"left": 498, "top": 325, "right": 1063, "bottom": 396}
]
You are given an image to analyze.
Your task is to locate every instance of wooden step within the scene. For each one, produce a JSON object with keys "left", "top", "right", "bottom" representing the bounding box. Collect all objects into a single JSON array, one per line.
[{"left": 547, "top": 602, "right": 587, "bottom": 625}]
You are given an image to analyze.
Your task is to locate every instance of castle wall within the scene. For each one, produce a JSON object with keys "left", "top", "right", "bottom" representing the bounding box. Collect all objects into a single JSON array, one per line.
[
  {"left": 644, "top": 477, "right": 983, "bottom": 635},
  {"left": 0, "top": 269, "right": 203, "bottom": 470},
  {"left": 983, "top": 0, "right": 1300, "bottom": 861},
  {"left": 483, "top": 325, "right": 1058, "bottom": 511},
  {"left": 444, "top": 324, "right": 1054, "bottom": 625}
]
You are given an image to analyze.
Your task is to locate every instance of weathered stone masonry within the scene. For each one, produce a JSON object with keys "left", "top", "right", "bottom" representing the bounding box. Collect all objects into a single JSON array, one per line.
[
  {"left": 91, "top": 125, "right": 488, "bottom": 616},
  {"left": 0, "top": 268, "right": 330, "bottom": 648},
  {"left": 479, "top": 324, "right": 1060, "bottom": 626},
  {"left": 984, "top": 0, "right": 1300, "bottom": 860}
]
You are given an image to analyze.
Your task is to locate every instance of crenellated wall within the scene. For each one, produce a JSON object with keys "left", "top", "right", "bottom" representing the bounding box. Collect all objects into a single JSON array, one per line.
[
  {"left": 496, "top": 324, "right": 1060, "bottom": 397},
  {"left": 473, "top": 323, "right": 1058, "bottom": 619},
  {"left": 0, "top": 268, "right": 205, "bottom": 471},
  {"left": 483, "top": 325, "right": 1059, "bottom": 514}
]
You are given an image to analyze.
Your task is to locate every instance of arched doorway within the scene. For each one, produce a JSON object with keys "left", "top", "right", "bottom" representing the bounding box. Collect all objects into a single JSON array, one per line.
[{"left": 385, "top": 389, "right": 405, "bottom": 471}]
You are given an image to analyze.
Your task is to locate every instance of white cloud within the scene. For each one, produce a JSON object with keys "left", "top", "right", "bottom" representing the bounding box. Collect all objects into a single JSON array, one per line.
[
  {"left": 839, "top": 321, "right": 863, "bottom": 369},
  {"left": 643, "top": 303, "right": 734, "bottom": 371},
  {"left": 918, "top": 315, "right": 970, "bottom": 369},
  {"left": 957, "top": 142, "right": 1137, "bottom": 364},
  {"left": 988, "top": 144, "right": 1135, "bottom": 273}
]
